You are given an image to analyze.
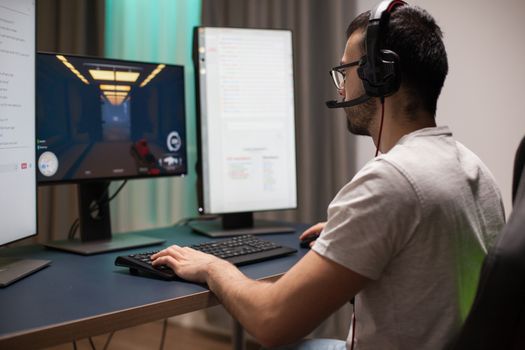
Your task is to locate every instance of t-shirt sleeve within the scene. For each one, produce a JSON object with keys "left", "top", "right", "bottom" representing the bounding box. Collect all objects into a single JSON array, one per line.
[{"left": 312, "top": 159, "right": 422, "bottom": 280}]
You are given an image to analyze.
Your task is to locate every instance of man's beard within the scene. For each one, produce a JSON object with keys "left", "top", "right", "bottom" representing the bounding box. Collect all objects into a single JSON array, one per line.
[{"left": 345, "top": 98, "right": 377, "bottom": 136}]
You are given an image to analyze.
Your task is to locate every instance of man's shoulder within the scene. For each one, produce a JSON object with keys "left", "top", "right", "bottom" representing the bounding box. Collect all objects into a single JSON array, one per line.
[
  {"left": 382, "top": 131, "right": 493, "bottom": 184},
  {"left": 338, "top": 157, "right": 417, "bottom": 202},
  {"left": 378, "top": 128, "right": 462, "bottom": 183}
]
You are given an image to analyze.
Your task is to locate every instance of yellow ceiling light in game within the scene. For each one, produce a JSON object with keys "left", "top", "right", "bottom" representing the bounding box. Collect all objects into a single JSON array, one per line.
[
  {"left": 89, "top": 69, "right": 115, "bottom": 81},
  {"left": 89, "top": 69, "right": 140, "bottom": 83},
  {"left": 103, "top": 91, "right": 128, "bottom": 97},
  {"left": 139, "top": 64, "right": 165, "bottom": 88},
  {"left": 102, "top": 90, "right": 129, "bottom": 106},
  {"left": 56, "top": 55, "right": 89, "bottom": 84},
  {"left": 115, "top": 71, "right": 140, "bottom": 82},
  {"left": 99, "top": 84, "right": 131, "bottom": 92},
  {"left": 105, "top": 95, "right": 127, "bottom": 105}
]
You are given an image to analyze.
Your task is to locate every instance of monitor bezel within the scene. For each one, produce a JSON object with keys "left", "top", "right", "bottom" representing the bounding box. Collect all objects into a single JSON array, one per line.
[
  {"left": 35, "top": 51, "right": 189, "bottom": 186},
  {"left": 192, "top": 26, "right": 299, "bottom": 215}
]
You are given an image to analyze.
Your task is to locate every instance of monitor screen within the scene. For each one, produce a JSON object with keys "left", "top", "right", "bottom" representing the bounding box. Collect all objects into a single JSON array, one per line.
[
  {"left": 195, "top": 27, "right": 297, "bottom": 215},
  {"left": 36, "top": 53, "right": 187, "bottom": 183},
  {"left": 0, "top": 0, "right": 37, "bottom": 245}
]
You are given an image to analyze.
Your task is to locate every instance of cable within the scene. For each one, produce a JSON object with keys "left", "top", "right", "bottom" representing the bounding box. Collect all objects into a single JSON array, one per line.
[
  {"left": 159, "top": 319, "right": 168, "bottom": 350},
  {"left": 67, "top": 180, "right": 128, "bottom": 240},
  {"left": 103, "top": 180, "right": 128, "bottom": 203},
  {"left": 88, "top": 180, "right": 127, "bottom": 216},
  {"left": 375, "top": 97, "right": 386, "bottom": 157},
  {"left": 68, "top": 219, "right": 80, "bottom": 240}
]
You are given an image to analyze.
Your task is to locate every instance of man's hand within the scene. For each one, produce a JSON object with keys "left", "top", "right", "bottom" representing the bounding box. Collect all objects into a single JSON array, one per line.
[
  {"left": 299, "top": 222, "right": 326, "bottom": 247},
  {"left": 151, "top": 245, "right": 226, "bottom": 284}
]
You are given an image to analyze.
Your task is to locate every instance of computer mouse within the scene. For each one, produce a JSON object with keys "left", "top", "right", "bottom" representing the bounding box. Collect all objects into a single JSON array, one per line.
[{"left": 300, "top": 234, "right": 320, "bottom": 249}]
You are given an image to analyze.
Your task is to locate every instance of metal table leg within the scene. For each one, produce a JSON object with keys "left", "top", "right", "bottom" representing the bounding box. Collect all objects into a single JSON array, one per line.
[{"left": 233, "top": 319, "right": 246, "bottom": 350}]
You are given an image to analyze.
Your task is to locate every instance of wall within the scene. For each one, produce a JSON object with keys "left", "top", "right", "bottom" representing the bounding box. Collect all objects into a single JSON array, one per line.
[
  {"left": 104, "top": 0, "right": 202, "bottom": 233},
  {"left": 353, "top": 0, "right": 525, "bottom": 216}
]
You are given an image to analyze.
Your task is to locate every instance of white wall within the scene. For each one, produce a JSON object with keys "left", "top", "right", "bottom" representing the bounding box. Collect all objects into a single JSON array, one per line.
[{"left": 353, "top": 0, "right": 525, "bottom": 216}]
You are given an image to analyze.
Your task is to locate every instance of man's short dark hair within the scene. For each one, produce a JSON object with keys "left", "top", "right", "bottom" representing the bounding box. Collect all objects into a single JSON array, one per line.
[{"left": 347, "top": 6, "right": 448, "bottom": 117}]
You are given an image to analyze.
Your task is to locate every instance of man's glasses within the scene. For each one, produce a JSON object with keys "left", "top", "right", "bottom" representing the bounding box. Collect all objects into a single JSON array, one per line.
[{"left": 329, "top": 60, "right": 361, "bottom": 90}]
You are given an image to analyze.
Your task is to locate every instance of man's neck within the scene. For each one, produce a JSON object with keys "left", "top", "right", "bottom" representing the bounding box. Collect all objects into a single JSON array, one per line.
[{"left": 371, "top": 98, "right": 436, "bottom": 154}]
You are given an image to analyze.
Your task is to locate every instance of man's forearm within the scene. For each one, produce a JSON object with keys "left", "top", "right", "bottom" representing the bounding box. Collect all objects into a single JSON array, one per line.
[
  {"left": 206, "top": 259, "right": 277, "bottom": 342},
  {"left": 152, "top": 246, "right": 364, "bottom": 347}
]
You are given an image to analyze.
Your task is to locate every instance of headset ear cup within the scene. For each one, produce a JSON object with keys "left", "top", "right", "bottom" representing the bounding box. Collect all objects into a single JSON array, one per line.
[
  {"left": 357, "top": 58, "right": 378, "bottom": 97},
  {"left": 379, "top": 49, "right": 401, "bottom": 96},
  {"left": 357, "top": 51, "right": 401, "bottom": 97},
  {"left": 357, "top": 63, "right": 368, "bottom": 90}
]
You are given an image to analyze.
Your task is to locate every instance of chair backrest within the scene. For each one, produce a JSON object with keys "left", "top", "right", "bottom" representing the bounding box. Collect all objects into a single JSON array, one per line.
[
  {"left": 513, "top": 136, "right": 525, "bottom": 203},
  {"left": 450, "top": 136, "right": 525, "bottom": 349}
]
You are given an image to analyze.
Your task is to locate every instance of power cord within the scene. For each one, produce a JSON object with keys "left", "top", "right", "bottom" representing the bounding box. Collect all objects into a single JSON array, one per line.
[
  {"left": 67, "top": 180, "right": 128, "bottom": 240},
  {"left": 375, "top": 97, "right": 386, "bottom": 157}
]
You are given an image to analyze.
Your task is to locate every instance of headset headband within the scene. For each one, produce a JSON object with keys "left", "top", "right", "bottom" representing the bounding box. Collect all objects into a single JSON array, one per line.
[{"left": 370, "top": 0, "right": 406, "bottom": 22}]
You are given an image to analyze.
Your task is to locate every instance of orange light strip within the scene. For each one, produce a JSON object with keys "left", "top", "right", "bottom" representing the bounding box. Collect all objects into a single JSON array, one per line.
[
  {"left": 56, "top": 55, "right": 89, "bottom": 84},
  {"left": 139, "top": 64, "right": 165, "bottom": 88}
]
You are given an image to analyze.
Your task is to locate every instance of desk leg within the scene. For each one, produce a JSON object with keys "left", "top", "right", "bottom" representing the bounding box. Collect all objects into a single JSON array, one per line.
[{"left": 232, "top": 319, "right": 246, "bottom": 350}]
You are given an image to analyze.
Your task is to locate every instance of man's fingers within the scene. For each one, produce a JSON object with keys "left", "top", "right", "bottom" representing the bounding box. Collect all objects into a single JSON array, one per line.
[
  {"left": 299, "top": 222, "right": 326, "bottom": 240},
  {"left": 152, "top": 255, "right": 178, "bottom": 268},
  {"left": 151, "top": 245, "right": 183, "bottom": 260},
  {"left": 150, "top": 249, "right": 165, "bottom": 260}
]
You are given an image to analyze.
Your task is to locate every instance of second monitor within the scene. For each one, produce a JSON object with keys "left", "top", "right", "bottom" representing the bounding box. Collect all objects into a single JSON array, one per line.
[
  {"left": 192, "top": 27, "right": 298, "bottom": 237},
  {"left": 36, "top": 53, "right": 187, "bottom": 254}
]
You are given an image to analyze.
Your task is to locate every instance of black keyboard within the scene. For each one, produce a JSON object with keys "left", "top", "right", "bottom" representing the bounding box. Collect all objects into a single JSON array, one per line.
[{"left": 115, "top": 235, "right": 297, "bottom": 280}]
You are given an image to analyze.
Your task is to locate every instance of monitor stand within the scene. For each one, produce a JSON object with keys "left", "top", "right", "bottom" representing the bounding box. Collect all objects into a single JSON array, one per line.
[
  {"left": 0, "top": 258, "right": 51, "bottom": 288},
  {"left": 189, "top": 212, "right": 295, "bottom": 238},
  {"left": 42, "top": 182, "right": 165, "bottom": 255}
]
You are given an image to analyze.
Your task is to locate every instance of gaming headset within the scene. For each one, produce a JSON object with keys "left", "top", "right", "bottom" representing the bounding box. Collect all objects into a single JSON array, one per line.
[{"left": 326, "top": 0, "right": 406, "bottom": 109}]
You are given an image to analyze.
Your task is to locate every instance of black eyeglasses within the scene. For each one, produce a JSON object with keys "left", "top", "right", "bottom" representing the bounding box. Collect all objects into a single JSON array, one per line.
[{"left": 329, "top": 60, "right": 361, "bottom": 90}]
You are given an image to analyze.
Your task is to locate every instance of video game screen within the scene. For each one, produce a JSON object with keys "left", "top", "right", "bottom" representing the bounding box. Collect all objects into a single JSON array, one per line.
[{"left": 36, "top": 53, "right": 187, "bottom": 183}]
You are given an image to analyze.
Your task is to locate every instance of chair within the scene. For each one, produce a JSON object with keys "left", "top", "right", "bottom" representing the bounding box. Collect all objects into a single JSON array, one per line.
[
  {"left": 450, "top": 136, "right": 525, "bottom": 349},
  {"left": 512, "top": 136, "right": 525, "bottom": 204}
]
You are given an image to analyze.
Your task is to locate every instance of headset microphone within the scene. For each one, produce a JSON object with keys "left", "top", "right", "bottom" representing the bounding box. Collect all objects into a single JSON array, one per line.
[{"left": 325, "top": 94, "right": 371, "bottom": 109}]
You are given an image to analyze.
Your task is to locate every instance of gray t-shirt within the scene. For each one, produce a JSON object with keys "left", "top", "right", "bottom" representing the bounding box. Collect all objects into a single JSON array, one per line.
[{"left": 313, "top": 126, "right": 505, "bottom": 350}]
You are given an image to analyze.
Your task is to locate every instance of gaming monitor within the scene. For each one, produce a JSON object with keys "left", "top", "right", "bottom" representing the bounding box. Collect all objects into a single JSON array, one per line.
[
  {"left": 191, "top": 27, "right": 297, "bottom": 237},
  {"left": 36, "top": 53, "right": 187, "bottom": 254},
  {"left": 0, "top": 0, "right": 50, "bottom": 287}
]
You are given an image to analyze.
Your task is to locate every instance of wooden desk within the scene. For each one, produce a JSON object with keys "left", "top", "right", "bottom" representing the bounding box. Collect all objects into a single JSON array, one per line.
[{"left": 0, "top": 224, "right": 309, "bottom": 349}]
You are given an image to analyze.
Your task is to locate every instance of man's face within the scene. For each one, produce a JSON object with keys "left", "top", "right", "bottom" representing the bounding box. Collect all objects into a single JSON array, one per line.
[{"left": 340, "top": 30, "right": 377, "bottom": 136}]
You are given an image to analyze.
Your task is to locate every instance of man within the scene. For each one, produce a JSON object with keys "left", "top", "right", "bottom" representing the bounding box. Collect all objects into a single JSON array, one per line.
[{"left": 152, "top": 2, "right": 505, "bottom": 349}]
